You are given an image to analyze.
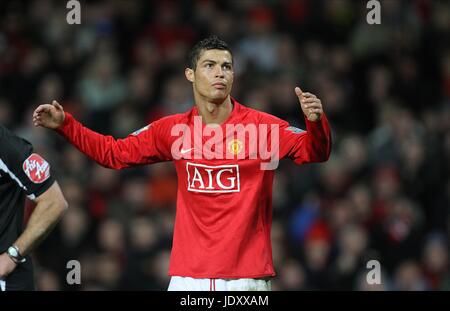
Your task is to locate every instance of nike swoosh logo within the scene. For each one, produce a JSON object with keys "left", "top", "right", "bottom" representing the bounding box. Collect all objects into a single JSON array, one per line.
[{"left": 180, "top": 148, "right": 195, "bottom": 154}]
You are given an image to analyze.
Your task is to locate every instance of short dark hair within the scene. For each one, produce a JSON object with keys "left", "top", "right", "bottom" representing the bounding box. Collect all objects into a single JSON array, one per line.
[{"left": 187, "top": 35, "right": 232, "bottom": 70}]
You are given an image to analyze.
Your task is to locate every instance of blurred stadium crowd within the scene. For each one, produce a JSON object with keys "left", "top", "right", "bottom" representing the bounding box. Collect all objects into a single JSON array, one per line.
[{"left": 0, "top": 0, "right": 449, "bottom": 290}]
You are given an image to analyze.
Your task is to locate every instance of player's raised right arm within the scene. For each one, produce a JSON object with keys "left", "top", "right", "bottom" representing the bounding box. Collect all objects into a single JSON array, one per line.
[{"left": 33, "top": 100, "right": 169, "bottom": 169}]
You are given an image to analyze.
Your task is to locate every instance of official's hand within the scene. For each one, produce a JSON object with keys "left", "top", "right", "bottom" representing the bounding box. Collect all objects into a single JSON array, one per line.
[
  {"left": 295, "top": 87, "right": 323, "bottom": 122},
  {"left": 33, "top": 100, "right": 65, "bottom": 129},
  {"left": 0, "top": 253, "right": 17, "bottom": 278}
]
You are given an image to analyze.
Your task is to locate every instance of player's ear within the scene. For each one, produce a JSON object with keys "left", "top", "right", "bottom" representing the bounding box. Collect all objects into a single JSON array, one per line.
[{"left": 185, "top": 68, "right": 194, "bottom": 83}]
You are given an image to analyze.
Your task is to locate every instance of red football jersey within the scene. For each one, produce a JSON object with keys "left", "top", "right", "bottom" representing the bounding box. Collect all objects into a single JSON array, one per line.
[{"left": 57, "top": 97, "right": 331, "bottom": 278}]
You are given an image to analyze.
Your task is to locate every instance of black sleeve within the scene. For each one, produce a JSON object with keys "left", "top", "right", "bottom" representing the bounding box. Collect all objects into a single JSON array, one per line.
[{"left": 0, "top": 129, "right": 55, "bottom": 200}]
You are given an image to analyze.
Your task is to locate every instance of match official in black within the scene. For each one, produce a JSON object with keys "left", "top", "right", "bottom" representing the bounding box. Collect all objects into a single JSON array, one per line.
[{"left": 0, "top": 125, "right": 67, "bottom": 290}]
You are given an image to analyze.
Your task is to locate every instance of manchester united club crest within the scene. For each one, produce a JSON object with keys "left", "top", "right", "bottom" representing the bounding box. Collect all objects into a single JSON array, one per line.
[
  {"left": 23, "top": 153, "right": 51, "bottom": 184},
  {"left": 227, "top": 139, "right": 243, "bottom": 155}
]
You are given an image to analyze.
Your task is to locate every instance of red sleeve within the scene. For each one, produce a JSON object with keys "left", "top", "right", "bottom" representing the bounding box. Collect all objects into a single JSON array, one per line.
[
  {"left": 56, "top": 113, "right": 172, "bottom": 169},
  {"left": 278, "top": 114, "right": 332, "bottom": 165}
]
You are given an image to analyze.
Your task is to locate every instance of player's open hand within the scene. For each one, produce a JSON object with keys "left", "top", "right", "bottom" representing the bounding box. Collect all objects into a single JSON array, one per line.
[
  {"left": 33, "top": 100, "right": 65, "bottom": 129},
  {"left": 295, "top": 87, "right": 323, "bottom": 122}
]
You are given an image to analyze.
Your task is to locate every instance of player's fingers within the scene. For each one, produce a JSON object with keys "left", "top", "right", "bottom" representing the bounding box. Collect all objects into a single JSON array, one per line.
[
  {"left": 32, "top": 117, "right": 41, "bottom": 126},
  {"left": 33, "top": 112, "right": 41, "bottom": 119},
  {"left": 301, "top": 98, "right": 321, "bottom": 104},
  {"left": 303, "top": 102, "right": 322, "bottom": 109},
  {"left": 302, "top": 96, "right": 319, "bottom": 101},
  {"left": 32, "top": 110, "right": 42, "bottom": 118},
  {"left": 34, "top": 105, "right": 45, "bottom": 114},
  {"left": 294, "top": 86, "right": 303, "bottom": 98},
  {"left": 302, "top": 100, "right": 321, "bottom": 107},
  {"left": 52, "top": 100, "right": 63, "bottom": 111},
  {"left": 302, "top": 92, "right": 317, "bottom": 98},
  {"left": 35, "top": 104, "right": 52, "bottom": 114}
]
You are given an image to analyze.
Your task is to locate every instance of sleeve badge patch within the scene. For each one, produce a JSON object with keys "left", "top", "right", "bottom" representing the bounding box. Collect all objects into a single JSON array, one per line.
[
  {"left": 22, "top": 153, "right": 51, "bottom": 184},
  {"left": 285, "top": 126, "right": 305, "bottom": 134},
  {"left": 131, "top": 125, "right": 150, "bottom": 136}
]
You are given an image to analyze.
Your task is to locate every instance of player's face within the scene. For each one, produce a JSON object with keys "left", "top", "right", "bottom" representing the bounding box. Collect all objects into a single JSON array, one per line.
[{"left": 188, "top": 49, "right": 234, "bottom": 102}]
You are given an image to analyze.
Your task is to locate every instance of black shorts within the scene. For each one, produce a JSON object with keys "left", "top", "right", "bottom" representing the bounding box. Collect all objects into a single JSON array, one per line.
[{"left": 1, "top": 257, "right": 35, "bottom": 291}]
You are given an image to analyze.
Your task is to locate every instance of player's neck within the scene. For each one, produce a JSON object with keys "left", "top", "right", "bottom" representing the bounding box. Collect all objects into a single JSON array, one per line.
[{"left": 195, "top": 96, "right": 233, "bottom": 125}]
